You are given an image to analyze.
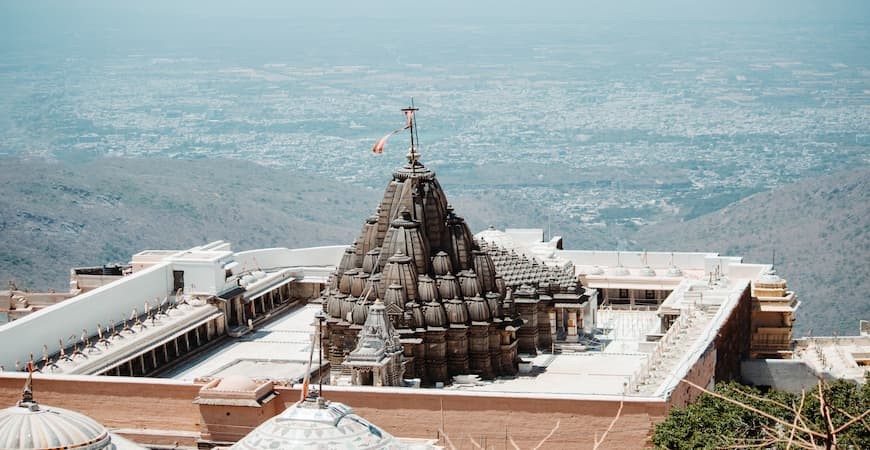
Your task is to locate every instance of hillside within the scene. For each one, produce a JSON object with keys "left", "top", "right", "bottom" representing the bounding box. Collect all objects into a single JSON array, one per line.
[
  {"left": 0, "top": 157, "right": 372, "bottom": 290},
  {"left": 3, "top": 157, "right": 866, "bottom": 336},
  {"left": 0, "top": 156, "right": 537, "bottom": 291},
  {"left": 632, "top": 167, "right": 870, "bottom": 336}
]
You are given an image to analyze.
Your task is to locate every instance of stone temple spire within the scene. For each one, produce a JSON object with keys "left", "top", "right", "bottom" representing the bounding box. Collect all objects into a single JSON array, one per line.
[{"left": 321, "top": 108, "right": 521, "bottom": 386}]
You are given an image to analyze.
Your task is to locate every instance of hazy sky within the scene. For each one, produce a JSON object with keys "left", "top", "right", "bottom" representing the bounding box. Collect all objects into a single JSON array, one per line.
[{"left": 3, "top": 0, "right": 868, "bottom": 27}]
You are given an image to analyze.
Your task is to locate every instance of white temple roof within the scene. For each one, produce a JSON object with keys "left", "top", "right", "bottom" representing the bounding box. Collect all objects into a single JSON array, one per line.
[
  {"left": 0, "top": 386, "right": 146, "bottom": 450},
  {"left": 230, "top": 397, "right": 403, "bottom": 450}
]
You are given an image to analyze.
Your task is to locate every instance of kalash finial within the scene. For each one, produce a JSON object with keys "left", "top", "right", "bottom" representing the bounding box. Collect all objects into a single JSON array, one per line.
[{"left": 18, "top": 356, "right": 37, "bottom": 410}]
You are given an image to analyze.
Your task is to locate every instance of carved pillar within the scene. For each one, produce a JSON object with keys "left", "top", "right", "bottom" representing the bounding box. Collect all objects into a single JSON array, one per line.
[
  {"left": 425, "top": 327, "right": 448, "bottom": 384},
  {"left": 446, "top": 325, "right": 470, "bottom": 376},
  {"left": 469, "top": 322, "right": 494, "bottom": 378},
  {"left": 514, "top": 291, "right": 539, "bottom": 355},
  {"left": 488, "top": 322, "right": 502, "bottom": 375},
  {"left": 499, "top": 328, "right": 519, "bottom": 376},
  {"left": 537, "top": 302, "right": 553, "bottom": 350}
]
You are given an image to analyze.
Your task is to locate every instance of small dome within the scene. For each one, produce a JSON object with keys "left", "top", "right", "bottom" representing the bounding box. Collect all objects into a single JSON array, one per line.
[
  {"left": 466, "top": 295, "right": 491, "bottom": 322},
  {"left": 436, "top": 274, "right": 461, "bottom": 300},
  {"left": 231, "top": 397, "right": 401, "bottom": 450},
  {"left": 485, "top": 292, "right": 502, "bottom": 319},
  {"left": 608, "top": 265, "right": 630, "bottom": 277},
  {"left": 758, "top": 268, "right": 783, "bottom": 285},
  {"left": 383, "top": 284, "right": 407, "bottom": 311},
  {"left": 665, "top": 265, "right": 683, "bottom": 277},
  {"left": 423, "top": 301, "right": 448, "bottom": 328},
  {"left": 0, "top": 400, "right": 112, "bottom": 449},
  {"left": 405, "top": 301, "right": 425, "bottom": 330},
  {"left": 215, "top": 375, "right": 259, "bottom": 392},
  {"left": 339, "top": 296, "right": 357, "bottom": 322},
  {"left": 327, "top": 292, "right": 346, "bottom": 319},
  {"left": 351, "top": 301, "right": 370, "bottom": 325},
  {"left": 431, "top": 251, "right": 453, "bottom": 276},
  {"left": 639, "top": 266, "right": 656, "bottom": 277},
  {"left": 444, "top": 298, "right": 468, "bottom": 325}
]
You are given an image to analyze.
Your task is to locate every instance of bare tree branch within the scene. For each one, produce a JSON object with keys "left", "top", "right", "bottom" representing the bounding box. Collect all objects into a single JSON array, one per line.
[
  {"left": 787, "top": 390, "right": 807, "bottom": 450},
  {"left": 818, "top": 380, "right": 837, "bottom": 449},
  {"left": 680, "top": 379, "right": 827, "bottom": 440},
  {"left": 439, "top": 429, "right": 457, "bottom": 450},
  {"left": 593, "top": 399, "right": 624, "bottom": 449},
  {"left": 532, "top": 420, "right": 560, "bottom": 450},
  {"left": 833, "top": 408, "right": 870, "bottom": 435}
]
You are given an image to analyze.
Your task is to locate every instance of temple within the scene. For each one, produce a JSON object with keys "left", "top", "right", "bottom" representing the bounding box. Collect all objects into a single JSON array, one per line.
[{"left": 321, "top": 114, "right": 590, "bottom": 386}]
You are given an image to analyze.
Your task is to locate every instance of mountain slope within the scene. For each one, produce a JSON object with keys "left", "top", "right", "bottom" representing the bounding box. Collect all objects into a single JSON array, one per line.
[
  {"left": 0, "top": 157, "right": 382, "bottom": 290},
  {"left": 0, "top": 156, "right": 535, "bottom": 291},
  {"left": 632, "top": 167, "right": 870, "bottom": 336}
]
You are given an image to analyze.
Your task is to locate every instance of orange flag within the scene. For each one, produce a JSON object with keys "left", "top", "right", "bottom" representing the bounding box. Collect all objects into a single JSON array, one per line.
[{"left": 372, "top": 110, "right": 414, "bottom": 154}]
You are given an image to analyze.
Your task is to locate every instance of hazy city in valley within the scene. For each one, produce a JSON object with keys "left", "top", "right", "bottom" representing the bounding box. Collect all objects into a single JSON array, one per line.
[{"left": 0, "top": 3, "right": 868, "bottom": 449}]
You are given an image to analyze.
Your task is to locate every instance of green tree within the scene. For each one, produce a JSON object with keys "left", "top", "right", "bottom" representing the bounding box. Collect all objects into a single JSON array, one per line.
[{"left": 652, "top": 377, "right": 870, "bottom": 449}]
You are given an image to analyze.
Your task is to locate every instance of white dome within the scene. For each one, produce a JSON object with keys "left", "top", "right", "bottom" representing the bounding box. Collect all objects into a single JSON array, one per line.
[
  {"left": 0, "top": 400, "right": 111, "bottom": 449},
  {"left": 608, "top": 265, "right": 630, "bottom": 277},
  {"left": 232, "top": 397, "right": 401, "bottom": 450},
  {"left": 758, "top": 268, "right": 783, "bottom": 285},
  {"left": 474, "top": 226, "right": 516, "bottom": 250}
]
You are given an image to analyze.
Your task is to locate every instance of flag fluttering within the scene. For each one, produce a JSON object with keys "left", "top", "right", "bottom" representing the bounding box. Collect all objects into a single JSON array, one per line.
[{"left": 372, "top": 109, "right": 415, "bottom": 154}]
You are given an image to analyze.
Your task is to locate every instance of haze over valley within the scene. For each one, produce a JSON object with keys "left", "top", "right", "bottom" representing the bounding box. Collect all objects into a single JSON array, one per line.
[{"left": 0, "top": 1, "right": 867, "bottom": 336}]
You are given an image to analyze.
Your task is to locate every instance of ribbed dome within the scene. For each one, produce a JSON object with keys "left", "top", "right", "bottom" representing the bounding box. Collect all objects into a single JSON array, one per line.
[
  {"left": 431, "top": 251, "right": 453, "bottom": 276},
  {"left": 231, "top": 397, "right": 401, "bottom": 450},
  {"left": 339, "top": 295, "right": 357, "bottom": 322},
  {"left": 405, "top": 301, "right": 425, "bottom": 330},
  {"left": 350, "top": 272, "right": 369, "bottom": 298},
  {"left": 417, "top": 275, "right": 440, "bottom": 303},
  {"left": 458, "top": 271, "right": 482, "bottom": 299},
  {"left": 352, "top": 300, "right": 370, "bottom": 325},
  {"left": 444, "top": 298, "right": 468, "bottom": 325},
  {"left": 362, "top": 248, "right": 381, "bottom": 275},
  {"left": 436, "top": 274, "right": 461, "bottom": 300},
  {"left": 383, "top": 284, "right": 407, "bottom": 312},
  {"left": 327, "top": 292, "right": 346, "bottom": 319},
  {"left": 0, "top": 400, "right": 111, "bottom": 450},
  {"left": 466, "top": 295, "right": 491, "bottom": 322},
  {"left": 423, "top": 301, "right": 448, "bottom": 328},
  {"left": 485, "top": 292, "right": 502, "bottom": 319}
]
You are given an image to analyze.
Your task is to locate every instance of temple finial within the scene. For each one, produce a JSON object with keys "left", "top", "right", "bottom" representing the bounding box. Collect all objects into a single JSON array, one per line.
[{"left": 20, "top": 355, "right": 35, "bottom": 406}]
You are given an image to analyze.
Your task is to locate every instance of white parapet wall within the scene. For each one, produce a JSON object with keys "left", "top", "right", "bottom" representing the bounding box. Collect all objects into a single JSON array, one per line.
[
  {"left": 0, "top": 262, "right": 174, "bottom": 369},
  {"left": 234, "top": 246, "right": 345, "bottom": 271}
]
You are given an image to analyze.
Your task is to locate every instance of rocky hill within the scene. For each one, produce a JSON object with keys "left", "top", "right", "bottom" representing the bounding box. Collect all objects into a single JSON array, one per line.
[{"left": 632, "top": 167, "right": 870, "bottom": 336}]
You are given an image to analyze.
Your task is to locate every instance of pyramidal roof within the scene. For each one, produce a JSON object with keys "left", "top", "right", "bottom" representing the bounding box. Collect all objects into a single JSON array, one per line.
[{"left": 325, "top": 129, "right": 512, "bottom": 330}]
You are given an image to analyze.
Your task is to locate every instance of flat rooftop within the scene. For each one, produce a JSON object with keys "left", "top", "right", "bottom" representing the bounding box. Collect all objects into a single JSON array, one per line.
[
  {"left": 164, "top": 275, "right": 746, "bottom": 399},
  {"left": 793, "top": 335, "right": 870, "bottom": 383},
  {"left": 164, "top": 303, "right": 323, "bottom": 382}
]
